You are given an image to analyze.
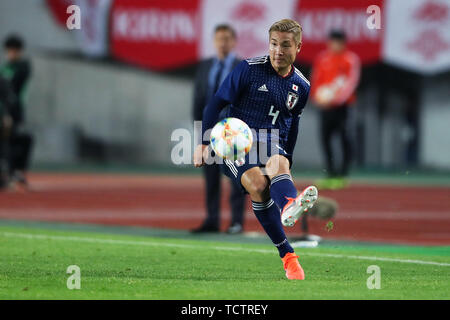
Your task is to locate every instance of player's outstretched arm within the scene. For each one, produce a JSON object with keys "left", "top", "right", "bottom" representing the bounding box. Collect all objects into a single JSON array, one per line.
[
  {"left": 201, "top": 95, "right": 229, "bottom": 139},
  {"left": 201, "top": 60, "right": 250, "bottom": 138},
  {"left": 193, "top": 95, "right": 228, "bottom": 167},
  {"left": 194, "top": 60, "right": 250, "bottom": 168}
]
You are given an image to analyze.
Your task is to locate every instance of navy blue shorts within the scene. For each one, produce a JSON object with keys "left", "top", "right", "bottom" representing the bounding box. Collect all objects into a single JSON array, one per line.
[{"left": 219, "top": 140, "right": 292, "bottom": 194}]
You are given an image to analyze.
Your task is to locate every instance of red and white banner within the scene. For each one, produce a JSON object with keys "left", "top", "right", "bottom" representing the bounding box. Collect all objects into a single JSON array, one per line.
[
  {"left": 200, "top": 0, "right": 296, "bottom": 60},
  {"left": 46, "top": 0, "right": 450, "bottom": 74},
  {"left": 110, "top": 0, "right": 201, "bottom": 70},
  {"left": 383, "top": 0, "right": 450, "bottom": 75},
  {"left": 46, "top": 0, "right": 112, "bottom": 57},
  {"left": 294, "top": 0, "right": 384, "bottom": 65}
]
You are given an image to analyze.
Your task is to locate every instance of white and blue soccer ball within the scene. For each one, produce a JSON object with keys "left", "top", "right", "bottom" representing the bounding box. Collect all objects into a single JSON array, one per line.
[{"left": 210, "top": 117, "right": 253, "bottom": 160}]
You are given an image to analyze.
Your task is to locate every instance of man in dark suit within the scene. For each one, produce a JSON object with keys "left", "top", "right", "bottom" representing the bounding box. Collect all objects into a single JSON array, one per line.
[{"left": 191, "top": 24, "right": 246, "bottom": 234}]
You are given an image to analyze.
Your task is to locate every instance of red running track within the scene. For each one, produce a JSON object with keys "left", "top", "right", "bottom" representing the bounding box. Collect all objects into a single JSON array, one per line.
[{"left": 0, "top": 173, "right": 449, "bottom": 246}]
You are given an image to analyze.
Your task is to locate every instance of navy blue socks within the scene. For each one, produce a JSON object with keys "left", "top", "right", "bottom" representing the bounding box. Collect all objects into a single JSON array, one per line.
[
  {"left": 252, "top": 198, "right": 294, "bottom": 257},
  {"left": 270, "top": 174, "right": 298, "bottom": 210}
]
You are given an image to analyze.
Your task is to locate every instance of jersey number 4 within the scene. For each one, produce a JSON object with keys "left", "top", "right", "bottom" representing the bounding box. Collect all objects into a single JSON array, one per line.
[{"left": 268, "top": 105, "right": 279, "bottom": 125}]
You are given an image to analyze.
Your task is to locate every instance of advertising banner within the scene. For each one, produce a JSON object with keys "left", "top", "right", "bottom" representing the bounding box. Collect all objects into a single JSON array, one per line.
[
  {"left": 110, "top": 0, "right": 201, "bottom": 70},
  {"left": 200, "top": 0, "right": 296, "bottom": 60},
  {"left": 294, "top": 0, "right": 384, "bottom": 65}
]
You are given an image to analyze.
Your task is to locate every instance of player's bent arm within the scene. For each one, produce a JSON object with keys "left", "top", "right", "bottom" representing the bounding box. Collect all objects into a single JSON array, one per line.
[
  {"left": 201, "top": 60, "right": 250, "bottom": 140},
  {"left": 195, "top": 60, "right": 250, "bottom": 168},
  {"left": 201, "top": 95, "right": 229, "bottom": 140},
  {"left": 194, "top": 96, "right": 228, "bottom": 167}
]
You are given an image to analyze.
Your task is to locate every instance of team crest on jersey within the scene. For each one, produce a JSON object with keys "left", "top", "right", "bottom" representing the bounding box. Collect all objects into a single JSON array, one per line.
[{"left": 286, "top": 92, "right": 299, "bottom": 110}]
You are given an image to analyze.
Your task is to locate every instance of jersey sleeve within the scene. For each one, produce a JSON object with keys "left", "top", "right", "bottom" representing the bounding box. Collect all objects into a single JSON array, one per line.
[{"left": 201, "top": 60, "right": 250, "bottom": 140}]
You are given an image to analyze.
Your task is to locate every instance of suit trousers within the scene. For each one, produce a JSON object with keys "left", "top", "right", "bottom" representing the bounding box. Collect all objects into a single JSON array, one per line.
[{"left": 202, "top": 163, "right": 246, "bottom": 227}]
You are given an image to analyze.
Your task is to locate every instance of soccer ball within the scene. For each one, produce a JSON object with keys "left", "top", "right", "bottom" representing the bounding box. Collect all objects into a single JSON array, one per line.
[{"left": 210, "top": 117, "right": 253, "bottom": 160}]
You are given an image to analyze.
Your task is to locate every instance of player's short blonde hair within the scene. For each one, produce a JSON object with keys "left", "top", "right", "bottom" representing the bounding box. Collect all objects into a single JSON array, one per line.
[{"left": 269, "top": 19, "right": 302, "bottom": 44}]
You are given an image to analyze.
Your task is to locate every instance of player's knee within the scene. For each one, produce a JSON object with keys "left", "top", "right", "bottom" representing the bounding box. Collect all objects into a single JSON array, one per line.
[{"left": 266, "top": 155, "right": 290, "bottom": 176}]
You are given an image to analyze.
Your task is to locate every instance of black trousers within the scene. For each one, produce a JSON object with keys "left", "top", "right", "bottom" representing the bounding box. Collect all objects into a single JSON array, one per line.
[
  {"left": 203, "top": 163, "right": 246, "bottom": 228},
  {"left": 8, "top": 130, "right": 34, "bottom": 174},
  {"left": 0, "top": 134, "right": 8, "bottom": 187},
  {"left": 320, "top": 106, "right": 352, "bottom": 177}
]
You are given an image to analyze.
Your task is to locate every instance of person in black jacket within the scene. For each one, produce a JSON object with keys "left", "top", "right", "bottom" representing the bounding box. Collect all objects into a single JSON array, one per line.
[
  {"left": 191, "top": 25, "right": 246, "bottom": 234},
  {"left": 1, "top": 35, "right": 33, "bottom": 188}
]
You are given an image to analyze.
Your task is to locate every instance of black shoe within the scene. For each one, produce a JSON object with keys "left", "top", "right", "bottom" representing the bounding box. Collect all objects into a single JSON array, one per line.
[
  {"left": 226, "top": 223, "right": 243, "bottom": 234},
  {"left": 191, "top": 223, "right": 220, "bottom": 234}
]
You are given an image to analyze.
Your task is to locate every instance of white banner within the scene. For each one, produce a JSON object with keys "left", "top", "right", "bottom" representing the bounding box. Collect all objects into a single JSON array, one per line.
[
  {"left": 383, "top": 0, "right": 450, "bottom": 74},
  {"left": 74, "top": 0, "right": 112, "bottom": 57},
  {"left": 200, "top": 0, "right": 296, "bottom": 60}
]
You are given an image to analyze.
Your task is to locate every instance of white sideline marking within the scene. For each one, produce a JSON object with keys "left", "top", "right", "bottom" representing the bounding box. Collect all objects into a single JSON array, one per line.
[{"left": 1, "top": 231, "right": 450, "bottom": 267}]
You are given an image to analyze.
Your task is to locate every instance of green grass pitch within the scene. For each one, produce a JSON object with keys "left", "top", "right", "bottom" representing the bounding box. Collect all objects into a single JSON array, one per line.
[{"left": 0, "top": 224, "right": 449, "bottom": 300}]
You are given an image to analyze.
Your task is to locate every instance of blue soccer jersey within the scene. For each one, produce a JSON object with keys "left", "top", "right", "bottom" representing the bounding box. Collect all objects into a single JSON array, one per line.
[{"left": 202, "top": 55, "right": 310, "bottom": 155}]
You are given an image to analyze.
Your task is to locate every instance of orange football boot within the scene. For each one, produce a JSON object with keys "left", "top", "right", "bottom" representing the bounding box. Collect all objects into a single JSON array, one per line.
[{"left": 281, "top": 252, "right": 305, "bottom": 280}]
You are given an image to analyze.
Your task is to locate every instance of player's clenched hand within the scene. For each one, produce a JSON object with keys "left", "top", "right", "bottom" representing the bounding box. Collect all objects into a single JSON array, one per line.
[{"left": 193, "top": 144, "right": 209, "bottom": 167}]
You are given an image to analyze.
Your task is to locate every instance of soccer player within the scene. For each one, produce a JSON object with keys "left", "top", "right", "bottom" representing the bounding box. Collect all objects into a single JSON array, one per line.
[{"left": 193, "top": 19, "right": 318, "bottom": 280}]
